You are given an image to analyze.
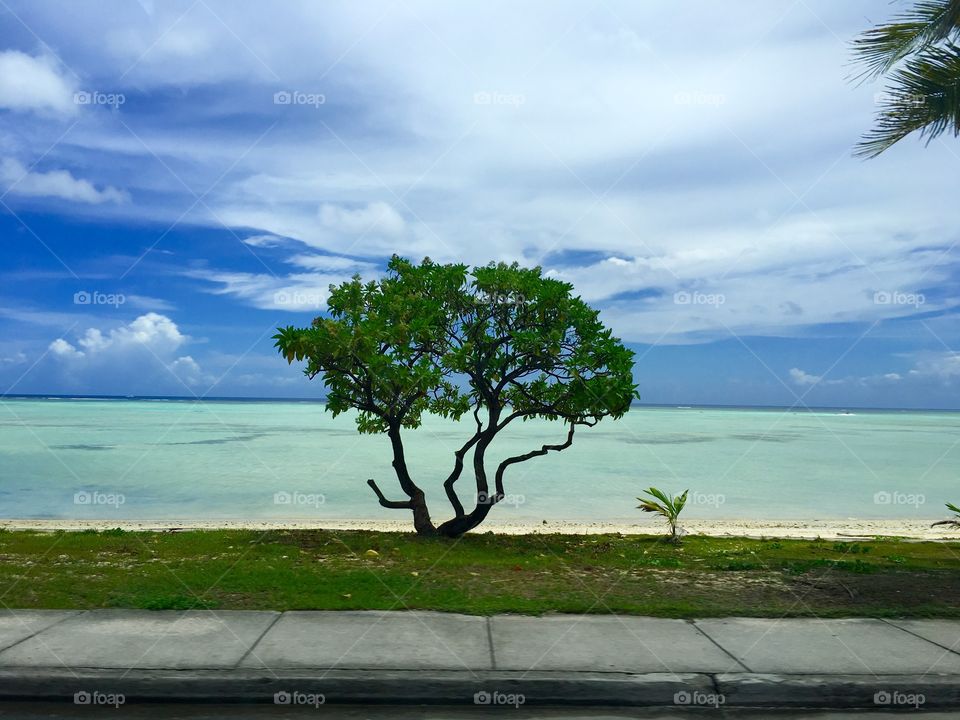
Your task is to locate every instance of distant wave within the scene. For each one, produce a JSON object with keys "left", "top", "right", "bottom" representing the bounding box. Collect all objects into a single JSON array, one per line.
[{"left": 51, "top": 444, "right": 116, "bottom": 451}]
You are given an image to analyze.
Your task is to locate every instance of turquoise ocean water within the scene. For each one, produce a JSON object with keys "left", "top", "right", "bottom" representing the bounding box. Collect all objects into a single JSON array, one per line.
[{"left": 1, "top": 398, "right": 957, "bottom": 522}]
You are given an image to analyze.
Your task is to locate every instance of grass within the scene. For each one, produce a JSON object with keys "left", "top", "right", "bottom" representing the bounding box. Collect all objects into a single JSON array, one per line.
[{"left": 2, "top": 528, "right": 960, "bottom": 617}]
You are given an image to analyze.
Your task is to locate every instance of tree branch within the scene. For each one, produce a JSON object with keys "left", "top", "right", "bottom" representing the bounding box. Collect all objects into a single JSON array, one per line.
[
  {"left": 440, "top": 402, "right": 487, "bottom": 517},
  {"left": 366, "top": 478, "right": 413, "bottom": 509},
  {"left": 442, "top": 433, "right": 482, "bottom": 518},
  {"left": 493, "top": 421, "right": 577, "bottom": 497}
]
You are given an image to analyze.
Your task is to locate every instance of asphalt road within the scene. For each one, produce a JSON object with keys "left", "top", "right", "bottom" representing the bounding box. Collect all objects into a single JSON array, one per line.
[{"left": 0, "top": 706, "right": 958, "bottom": 720}]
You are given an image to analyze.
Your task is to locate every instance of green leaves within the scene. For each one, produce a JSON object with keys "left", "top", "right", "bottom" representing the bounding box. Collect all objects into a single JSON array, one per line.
[
  {"left": 851, "top": 0, "right": 960, "bottom": 79},
  {"left": 274, "top": 256, "right": 471, "bottom": 434},
  {"left": 855, "top": 45, "right": 960, "bottom": 157},
  {"left": 275, "top": 255, "right": 637, "bottom": 437},
  {"left": 932, "top": 501, "right": 960, "bottom": 528},
  {"left": 852, "top": 0, "right": 960, "bottom": 157},
  {"left": 637, "top": 487, "right": 688, "bottom": 542}
]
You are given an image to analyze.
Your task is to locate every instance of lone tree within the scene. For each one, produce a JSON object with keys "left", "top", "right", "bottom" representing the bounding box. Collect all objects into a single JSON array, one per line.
[{"left": 275, "top": 256, "right": 638, "bottom": 537}]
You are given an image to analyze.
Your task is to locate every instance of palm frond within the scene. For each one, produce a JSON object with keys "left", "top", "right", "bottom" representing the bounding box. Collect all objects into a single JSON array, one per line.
[
  {"left": 643, "top": 487, "right": 674, "bottom": 508},
  {"left": 673, "top": 490, "right": 688, "bottom": 515},
  {"left": 637, "top": 498, "right": 667, "bottom": 514},
  {"left": 855, "top": 43, "right": 960, "bottom": 157},
  {"left": 637, "top": 487, "right": 690, "bottom": 542},
  {"left": 851, "top": 0, "right": 960, "bottom": 80},
  {"left": 931, "top": 502, "right": 960, "bottom": 528},
  {"left": 932, "top": 519, "right": 960, "bottom": 527}
]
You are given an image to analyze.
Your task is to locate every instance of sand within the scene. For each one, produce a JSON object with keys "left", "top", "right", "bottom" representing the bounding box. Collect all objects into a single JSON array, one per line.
[{"left": 0, "top": 517, "right": 955, "bottom": 540}]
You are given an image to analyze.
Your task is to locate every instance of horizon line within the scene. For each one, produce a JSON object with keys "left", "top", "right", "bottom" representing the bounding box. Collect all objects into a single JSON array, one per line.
[{"left": 1, "top": 393, "right": 957, "bottom": 413}]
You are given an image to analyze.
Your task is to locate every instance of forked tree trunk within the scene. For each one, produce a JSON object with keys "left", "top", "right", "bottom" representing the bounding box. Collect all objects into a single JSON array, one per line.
[
  {"left": 409, "top": 490, "right": 436, "bottom": 537},
  {"left": 367, "top": 424, "right": 438, "bottom": 537},
  {"left": 370, "top": 420, "right": 579, "bottom": 538},
  {"left": 435, "top": 502, "right": 494, "bottom": 537}
]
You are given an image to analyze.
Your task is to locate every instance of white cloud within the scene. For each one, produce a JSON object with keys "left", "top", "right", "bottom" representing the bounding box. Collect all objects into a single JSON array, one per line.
[
  {"left": 72, "top": 312, "right": 184, "bottom": 354},
  {"left": 791, "top": 353, "right": 960, "bottom": 393},
  {"left": 318, "top": 201, "right": 405, "bottom": 236},
  {"left": 243, "top": 234, "right": 285, "bottom": 248},
  {"left": 2, "top": 1, "right": 959, "bottom": 352},
  {"left": 788, "top": 367, "right": 847, "bottom": 388},
  {"left": 0, "top": 158, "right": 129, "bottom": 205},
  {"left": 49, "top": 338, "right": 84, "bottom": 359},
  {"left": 49, "top": 313, "right": 184, "bottom": 358},
  {"left": 288, "top": 254, "right": 378, "bottom": 272},
  {"left": 169, "top": 355, "right": 203, "bottom": 386},
  {"left": 46, "top": 313, "right": 201, "bottom": 392},
  {"left": 1, "top": 351, "right": 27, "bottom": 364},
  {"left": 185, "top": 253, "right": 378, "bottom": 310},
  {"left": 0, "top": 51, "right": 75, "bottom": 114},
  {"left": 789, "top": 368, "right": 821, "bottom": 386},
  {"left": 907, "top": 352, "right": 960, "bottom": 381},
  {"left": 125, "top": 294, "right": 176, "bottom": 312},
  {"left": 186, "top": 270, "right": 328, "bottom": 311},
  {"left": 15, "top": 313, "right": 310, "bottom": 396}
]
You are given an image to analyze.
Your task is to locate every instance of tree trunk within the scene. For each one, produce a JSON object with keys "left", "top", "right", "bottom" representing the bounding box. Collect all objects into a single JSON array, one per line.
[
  {"left": 383, "top": 424, "right": 437, "bottom": 536},
  {"left": 435, "top": 422, "right": 579, "bottom": 538},
  {"left": 435, "top": 502, "right": 494, "bottom": 538},
  {"left": 432, "top": 422, "right": 499, "bottom": 537},
  {"left": 409, "top": 490, "right": 436, "bottom": 537}
]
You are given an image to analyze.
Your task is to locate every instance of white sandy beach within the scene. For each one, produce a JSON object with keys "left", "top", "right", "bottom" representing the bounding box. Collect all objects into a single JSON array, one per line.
[{"left": 1, "top": 517, "right": 955, "bottom": 540}]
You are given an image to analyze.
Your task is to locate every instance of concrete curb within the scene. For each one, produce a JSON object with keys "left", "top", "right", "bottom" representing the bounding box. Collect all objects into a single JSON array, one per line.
[{"left": 0, "top": 669, "right": 957, "bottom": 708}]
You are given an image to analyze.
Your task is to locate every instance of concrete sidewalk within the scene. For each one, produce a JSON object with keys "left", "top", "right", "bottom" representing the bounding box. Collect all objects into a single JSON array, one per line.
[{"left": 0, "top": 610, "right": 959, "bottom": 709}]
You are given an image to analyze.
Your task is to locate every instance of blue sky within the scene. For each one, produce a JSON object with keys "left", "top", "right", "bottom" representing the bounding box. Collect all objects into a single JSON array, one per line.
[{"left": 0, "top": 0, "right": 958, "bottom": 408}]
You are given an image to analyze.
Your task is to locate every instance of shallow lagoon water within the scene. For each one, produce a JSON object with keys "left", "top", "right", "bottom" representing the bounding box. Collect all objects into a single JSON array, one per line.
[{"left": 1, "top": 398, "right": 957, "bottom": 522}]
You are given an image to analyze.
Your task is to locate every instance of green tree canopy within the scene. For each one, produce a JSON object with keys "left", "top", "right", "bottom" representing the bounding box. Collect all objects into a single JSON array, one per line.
[{"left": 275, "top": 256, "right": 638, "bottom": 537}]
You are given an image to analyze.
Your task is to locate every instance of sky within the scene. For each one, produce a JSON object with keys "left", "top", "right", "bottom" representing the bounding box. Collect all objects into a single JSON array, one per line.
[{"left": 0, "top": 0, "right": 958, "bottom": 409}]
